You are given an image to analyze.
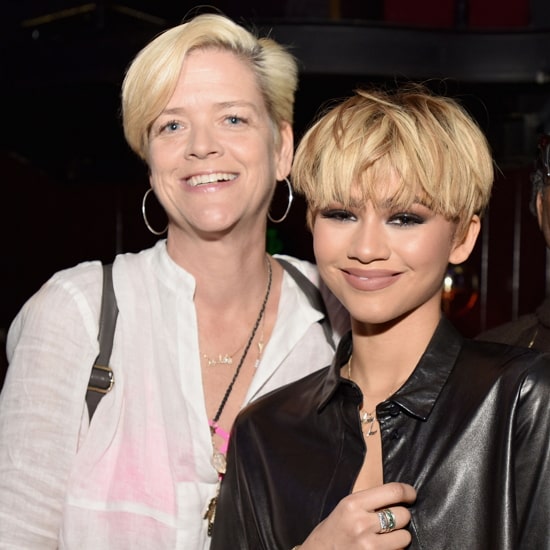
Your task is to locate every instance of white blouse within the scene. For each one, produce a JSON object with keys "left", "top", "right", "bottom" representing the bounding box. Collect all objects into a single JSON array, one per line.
[{"left": 0, "top": 241, "right": 348, "bottom": 549}]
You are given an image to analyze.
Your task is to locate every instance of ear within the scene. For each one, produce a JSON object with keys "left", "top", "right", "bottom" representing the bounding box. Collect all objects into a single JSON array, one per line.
[
  {"left": 449, "top": 215, "right": 481, "bottom": 265},
  {"left": 536, "top": 191, "right": 544, "bottom": 230},
  {"left": 275, "top": 121, "right": 294, "bottom": 181}
]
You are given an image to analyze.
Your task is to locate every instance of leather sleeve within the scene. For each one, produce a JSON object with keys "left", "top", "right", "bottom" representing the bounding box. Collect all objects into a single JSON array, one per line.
[{"left": 514, "top": 352, "right": 550, "bottom": 548}]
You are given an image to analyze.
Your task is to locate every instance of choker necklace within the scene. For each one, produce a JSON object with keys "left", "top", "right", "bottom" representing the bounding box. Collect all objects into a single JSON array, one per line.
[
  {"left": 347, "top": 356, "right": 401, "bottom": 437},
  {"left": 204, "top": 256, "right": 273, "bottom": 535}
]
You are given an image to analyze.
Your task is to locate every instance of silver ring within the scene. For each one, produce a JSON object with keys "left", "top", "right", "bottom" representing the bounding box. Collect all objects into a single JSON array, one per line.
[{"left": 377, "top": 508, "right": 396, "bottom": 534}]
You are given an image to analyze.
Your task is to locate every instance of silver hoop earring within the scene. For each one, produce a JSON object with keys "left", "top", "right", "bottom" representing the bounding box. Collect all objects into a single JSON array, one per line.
[
  {"left": 268, "top": 177, "right": 294, "bottom": 224},
  {"left": 142, "top": 188, "right": 168, "bottom": 236}
]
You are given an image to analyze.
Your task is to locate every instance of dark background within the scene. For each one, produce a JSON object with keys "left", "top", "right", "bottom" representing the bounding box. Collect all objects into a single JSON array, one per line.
[{"left": 2, "top": 0, "right": 550, "bottom": 381}]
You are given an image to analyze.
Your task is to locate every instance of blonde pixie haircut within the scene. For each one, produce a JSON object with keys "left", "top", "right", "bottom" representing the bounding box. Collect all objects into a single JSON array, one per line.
[
  {"left": 292, "top": 85, "right": 494, "bottom": 241},
  {"left": 122, "top": 13, "right": 298, "bottom": 160}
]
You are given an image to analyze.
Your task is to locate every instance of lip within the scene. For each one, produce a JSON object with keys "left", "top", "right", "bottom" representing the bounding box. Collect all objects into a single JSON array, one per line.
[
  {"left": 342, "top": 268, "right": 402, "bottom": 291},
  {"left": 182, "top": 171, "right": 238, "bottom": 189}
]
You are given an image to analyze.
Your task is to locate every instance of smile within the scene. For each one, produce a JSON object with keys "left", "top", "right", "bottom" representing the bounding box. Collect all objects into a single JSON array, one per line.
[
  {"left": 342, "top": 269, "right": 402, "bottom": 292},
  {"left": 186, "top": 173, "right": 238, "bottom": 187}
]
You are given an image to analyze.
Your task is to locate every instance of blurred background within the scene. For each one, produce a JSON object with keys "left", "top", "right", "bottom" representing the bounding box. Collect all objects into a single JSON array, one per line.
[{"left": 2, "top": 0, "right": 550, "bottom": 381}]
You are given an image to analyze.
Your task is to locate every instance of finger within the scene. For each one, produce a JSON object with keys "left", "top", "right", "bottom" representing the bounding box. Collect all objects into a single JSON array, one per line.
[
  {"left": 373, "top": 506, "right": 411, "bottom": 534},
  {"left": 379, "top": 482, "right": 417, "bottom": 506},
  {"left": 352, "top": 482, "right": 416, "bottom": 513}
]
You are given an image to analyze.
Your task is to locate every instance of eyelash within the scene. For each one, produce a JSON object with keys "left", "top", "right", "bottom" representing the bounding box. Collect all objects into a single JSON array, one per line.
[
  {"left": 319, "top": 209, "right": 425, "bottom": 226},
  {"left": 388, "top": 213, "right": 425, "bottom": 226},
  {"left": 319, "top": 209, "right": 356, "bottom": 221},
  {"left": 158, "top": 120, "right": 181, "bottom": 134},
  {"left": 225, "top": 114, "right": 247, "bottom": 125}
]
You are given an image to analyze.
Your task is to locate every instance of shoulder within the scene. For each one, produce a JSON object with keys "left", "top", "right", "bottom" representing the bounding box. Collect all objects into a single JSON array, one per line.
[
  {"left": 6, "top": 260, "right": 104, "bottom": 357},
  {"left": 23, "top": 260, "right": 103, "bottom": 313},
  {"left": 461, "top": 339, "right": 550, "bottom": 392},
  {"left": 113, "top": 243, "right": 159, "bottom": 272},
  {"left": 274, "top": 254, "right": 320, "bottom": 284},
  {"left": 475, "top": 314, "right": 537, "bottom": 346},
  {"left": 462, "top": 337, "right": 547, "bottom": 366}
]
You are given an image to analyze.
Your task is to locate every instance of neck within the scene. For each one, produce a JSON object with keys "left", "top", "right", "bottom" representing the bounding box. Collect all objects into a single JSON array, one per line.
[
  {"left": 166, "top": 229, "right": 270, "bottom": 306},
  {"left": 348, "top": 309, "right": 441, "bottom": 396}
]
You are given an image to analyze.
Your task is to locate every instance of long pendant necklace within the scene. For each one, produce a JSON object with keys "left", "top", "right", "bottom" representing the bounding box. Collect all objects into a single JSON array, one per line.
[
  {"left": 204, "top": 256, "right": 273, "bottom": 535},
  {"left": 347, "top": 358, "right": 378, "bottom": 437},
  {"left": 347, "top": 356, "right": 403, "bottom": 437}
]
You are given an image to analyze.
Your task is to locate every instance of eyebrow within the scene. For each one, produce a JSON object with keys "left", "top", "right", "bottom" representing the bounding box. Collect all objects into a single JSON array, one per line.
[
  {"left": 217, "top": 100, "right": 260, "bottom": 112},
  {"left": 159, "top": 101, "right": 260, "bottom": 117}
]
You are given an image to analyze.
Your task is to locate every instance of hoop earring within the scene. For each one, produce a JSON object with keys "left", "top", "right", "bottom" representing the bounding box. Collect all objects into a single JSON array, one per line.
[
  {"left": 268, "top": 177, "right": 294, "bottom": 224},
  {"left": 142, "top": 188, "right": 168, "bottom": 236}
]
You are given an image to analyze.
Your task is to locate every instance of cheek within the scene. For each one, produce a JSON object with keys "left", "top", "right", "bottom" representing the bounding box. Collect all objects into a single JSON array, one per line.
[
  {"left": 148, "top": 138, "right": 181, "bottom": 165},
  {"left": 312, "top": 224, "right": 336, "bottom": 265}
]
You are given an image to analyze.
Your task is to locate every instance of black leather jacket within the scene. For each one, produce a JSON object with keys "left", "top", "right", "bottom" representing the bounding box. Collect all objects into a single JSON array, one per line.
[{"left": 211, "top": 318, "right": 550, "bottom": 549}]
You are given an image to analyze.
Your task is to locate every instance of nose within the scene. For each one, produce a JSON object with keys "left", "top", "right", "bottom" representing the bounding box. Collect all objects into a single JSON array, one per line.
[
  {"left": 347, "top": 218, "right": 391, "bottom": 264},
  {"left": 184, "top": 125, "right": 222, "bottom": 159}
]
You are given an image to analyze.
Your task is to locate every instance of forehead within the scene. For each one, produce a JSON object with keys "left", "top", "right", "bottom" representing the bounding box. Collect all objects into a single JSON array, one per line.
[{"left": 167, "top": 48, "right": 264, "bottom": 110}]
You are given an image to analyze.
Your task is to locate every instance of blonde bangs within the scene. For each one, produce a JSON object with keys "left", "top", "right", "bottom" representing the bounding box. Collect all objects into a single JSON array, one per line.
[{"left": 293, "top": 85, "right": 494, "bottom": 236}]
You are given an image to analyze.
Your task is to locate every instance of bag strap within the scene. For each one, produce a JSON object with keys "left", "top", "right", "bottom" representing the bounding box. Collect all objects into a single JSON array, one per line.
[
  {"left": 86, "top": 263, "right": 118, "bottom": 420},
  {"left": 275, "top": 258, "right": 335, "bottom": 350}
]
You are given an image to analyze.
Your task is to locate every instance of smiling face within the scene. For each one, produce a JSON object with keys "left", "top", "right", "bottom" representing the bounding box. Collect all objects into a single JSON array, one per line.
[
  {"left": 147, "top": 48, "right": 293, "bottom": 240},
  {"left": 313, "top": 180, "right": 479, "bottom": 330}
]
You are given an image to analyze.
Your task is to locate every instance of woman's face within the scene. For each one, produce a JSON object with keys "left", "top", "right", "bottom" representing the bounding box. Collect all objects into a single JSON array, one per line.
[
  {"left": 312, "top": 183, "right": 478, "bottom": 329},
  {"left": 147, "top": 48, "right": 293, "bottom": 238}
]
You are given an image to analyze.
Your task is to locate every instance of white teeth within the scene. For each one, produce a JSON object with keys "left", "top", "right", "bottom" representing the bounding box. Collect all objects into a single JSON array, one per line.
[{"left": 187, "top": 173, "right": 237, "bottom": 187}]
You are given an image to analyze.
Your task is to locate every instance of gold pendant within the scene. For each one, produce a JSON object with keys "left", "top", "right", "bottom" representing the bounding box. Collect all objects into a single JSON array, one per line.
[
  {"left": 212, "top": 451, "right": 227, "bottom": 475},
  {"left": 364, "top": 419, "right": 377, "bottom": 436},
  {"left": 204, "top": 494, "right": 217, "bottom": 536},
  {"left": 360, "top": 411, "right": 377, "bottom": 437}
]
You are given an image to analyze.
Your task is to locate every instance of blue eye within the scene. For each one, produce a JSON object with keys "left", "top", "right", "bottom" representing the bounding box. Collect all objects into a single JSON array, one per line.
[
  {"left": 161, "top": 121, "right": 181, "bottom": 133},
  {"left": 226, "top": 115, "right": 246, "bottom": 125}
]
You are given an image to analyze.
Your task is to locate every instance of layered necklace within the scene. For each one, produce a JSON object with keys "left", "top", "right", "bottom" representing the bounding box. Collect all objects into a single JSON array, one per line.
[
  {"left": 204, "top": 256, "right": 273, "bottom": 535},
  {"left": 346, "top": 356, "right": 402, "bottom": 437}
]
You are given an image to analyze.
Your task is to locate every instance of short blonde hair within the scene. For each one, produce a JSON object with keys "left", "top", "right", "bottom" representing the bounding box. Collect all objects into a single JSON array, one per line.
[
  {"left": 122, "top": 13, "right": 298, "bottom": 159},
  {"left": 292, "top": 85, "right": 494, "bottom": 240}
]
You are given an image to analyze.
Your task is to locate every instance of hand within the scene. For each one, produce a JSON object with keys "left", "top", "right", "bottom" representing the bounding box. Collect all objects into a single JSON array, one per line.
[{"left": 299, "top": 482, "right": 416, "bottom": 550}]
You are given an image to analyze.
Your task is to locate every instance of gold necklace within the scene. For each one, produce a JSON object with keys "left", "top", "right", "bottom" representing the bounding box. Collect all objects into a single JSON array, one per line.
[
  {"left": 203, "top": 315, "right": 266, "bottom": 368},
  {"left": 202, "top": 343, "right": 245, "bottom": 367},
  {"left": 347, "top": 356, "right": 402, "bottom": 437}
]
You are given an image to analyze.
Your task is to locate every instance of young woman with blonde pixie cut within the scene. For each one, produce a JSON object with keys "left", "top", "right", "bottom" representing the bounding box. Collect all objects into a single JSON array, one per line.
[
  {"left": 212, "top": 85, "right": 550, "bottom": 549},
  {"left": 0, "top": 13, "right": 350, "bottom": 548}
]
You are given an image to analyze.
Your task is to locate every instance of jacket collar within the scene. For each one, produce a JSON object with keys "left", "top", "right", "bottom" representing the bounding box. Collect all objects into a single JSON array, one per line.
[{"left": 318, "top": 317, "right": 464, "bottom": 421}]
